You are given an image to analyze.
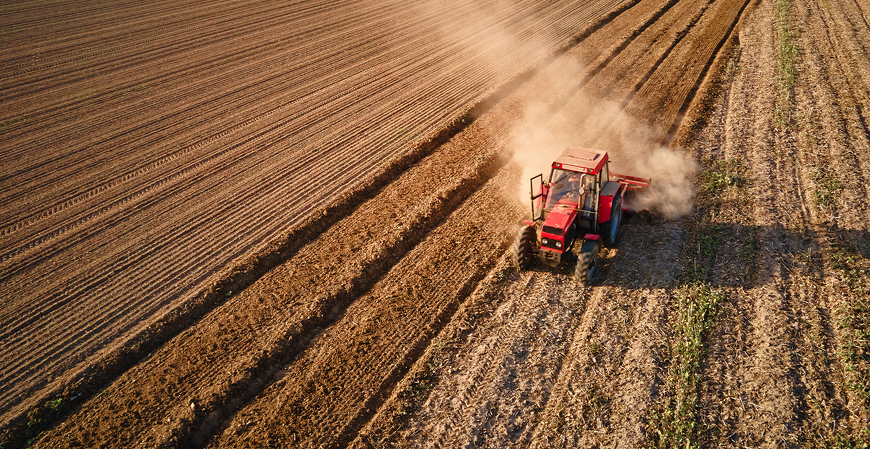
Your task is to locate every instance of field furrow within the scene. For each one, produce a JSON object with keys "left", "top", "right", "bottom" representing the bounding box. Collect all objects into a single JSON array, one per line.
[{"left": 206, "top": 166, "right": 525, "bottom": 448}]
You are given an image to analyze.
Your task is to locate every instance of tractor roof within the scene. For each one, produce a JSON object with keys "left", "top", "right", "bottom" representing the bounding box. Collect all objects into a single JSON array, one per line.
[{"left": 552, "top": 146, "right": 608, "bottom": 175}]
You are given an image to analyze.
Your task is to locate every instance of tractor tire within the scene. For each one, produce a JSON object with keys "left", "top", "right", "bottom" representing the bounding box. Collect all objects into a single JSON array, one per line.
[
  {"left": 600, "top": 195, "right": 623, "bottom": 247},
  {"left": 574, "top": 239, "right": 600, "bottom": 285},
  {"left": 512, "top": 225, "right": 537, "bottom": 270}
]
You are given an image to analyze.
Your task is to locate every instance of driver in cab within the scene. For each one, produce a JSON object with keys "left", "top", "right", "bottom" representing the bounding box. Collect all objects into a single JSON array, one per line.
[{"left": 563, "top": 174, "right": 585, "bottom": 201}]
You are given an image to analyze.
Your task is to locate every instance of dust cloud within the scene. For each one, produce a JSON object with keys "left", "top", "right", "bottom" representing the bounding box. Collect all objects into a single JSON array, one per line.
[
  {"left": 509, "top": 69, "right": 699, "bottom": 220},
  {"left": 406, "top": 0, "right": 699, "bottom": 220}
]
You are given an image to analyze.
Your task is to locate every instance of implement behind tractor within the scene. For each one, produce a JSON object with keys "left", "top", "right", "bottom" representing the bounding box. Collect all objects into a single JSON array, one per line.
[{"left": 513, "top": 146, "right": 651, "bottom": 285}]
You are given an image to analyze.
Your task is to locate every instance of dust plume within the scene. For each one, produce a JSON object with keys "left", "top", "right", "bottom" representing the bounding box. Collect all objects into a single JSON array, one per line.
[
  {"left": 405, "top": 0, "right": 699, "bottom": 219},
  {"left": 621, "top": 146, "right": 698, "bottom": 219},
  {"left": 509, "top": 80, "right": 699, "bottom": 220}
]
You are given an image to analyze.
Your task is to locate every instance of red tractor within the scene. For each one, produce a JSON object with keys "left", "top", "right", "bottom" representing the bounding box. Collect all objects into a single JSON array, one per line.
[{"left": 513, "top": 146, "right": 650, "bottom": 284}]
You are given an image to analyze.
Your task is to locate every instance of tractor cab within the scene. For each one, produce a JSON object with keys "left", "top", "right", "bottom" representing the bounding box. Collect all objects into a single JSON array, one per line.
[
  {"left": 530, "top": 148, "right": 611, "bottom": 265},
  {"left": 542, "top": 169, "right": 598, "bottom": 228},
  {"left": 531, "top": 147, "right": 610, "bottom": 221},
  {"left": 514, "top": 146, "right": 651, "bottom": 285}
]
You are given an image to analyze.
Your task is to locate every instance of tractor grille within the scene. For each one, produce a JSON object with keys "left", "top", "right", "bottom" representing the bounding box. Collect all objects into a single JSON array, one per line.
[{"left": 542, "top": 225, "right": 563, "bottom": 236}]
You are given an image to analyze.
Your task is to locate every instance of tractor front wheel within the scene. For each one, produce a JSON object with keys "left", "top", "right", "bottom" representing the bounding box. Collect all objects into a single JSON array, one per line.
[
  {"left": 574, "top": 239, "right": 600, "bottom": 285},
  {"left": 512, "top": 225, "right": 537, "bottom": 270}
]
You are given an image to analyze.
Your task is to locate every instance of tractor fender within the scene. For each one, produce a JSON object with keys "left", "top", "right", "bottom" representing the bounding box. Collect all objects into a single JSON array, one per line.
[
  {"left": 598, "top": 195, "right": 614, "bottom": 224},
  {"left": 598, "top": 181, "right": 622, "bottom": 224}
]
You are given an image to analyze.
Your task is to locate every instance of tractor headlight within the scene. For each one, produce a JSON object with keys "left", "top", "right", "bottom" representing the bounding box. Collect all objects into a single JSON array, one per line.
[
  {"left": 555, "top": 241, "right": 562, "bottom": 249},
  {"left": 542, "top": 238, "right": 549, "bottom": 245}
]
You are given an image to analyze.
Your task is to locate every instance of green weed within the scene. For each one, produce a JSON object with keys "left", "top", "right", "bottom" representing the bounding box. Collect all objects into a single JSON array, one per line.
[
  {"left": 698, "top": 226, "right": 723, "bottom": 258},
  {"left": 0, "top": 115, "right": 29, "bottom": 134},
  {"left": 828, "top": 432, "right": 870, "bottom": 449},
  {"left": 579, "top": 386, "right": 611, "bottom": 430},
  {"left": 698, "top": 159, "right": 747, "bottom": 196},
  {"left": 587, "top": 341, "right": 601, "bottom": 359},
  {"left": 651, "top": 283, "right": 724, "bottom": 448},
  {"left": 813, "top": 168, "right": 843, "bottom": 208},
  {"left": 774, "top": 0, "right": 798, "bottom": 127},
  {"left": 410, "top": 379, "right": 431, "bottom": 397},
  {"left": 650, "top": 158, "right": 744, "bottom": 446},
  {"left": 25, "top": 412, "right": 40, "bottom": 430},
  {"left": 683, "top": 264, "right": 711, "bottom": 284},
  {"left": 549, "top": 407, "right": 568, "bottom": 431},
  {"left": 697, "top": 159, "right": 751, "bottom": 215},
  {"left": 725, "top": 44, "right": 740, "bottom": 77},
  {"left": 832, "top": 240, "right": 870, "bottom": 414}
]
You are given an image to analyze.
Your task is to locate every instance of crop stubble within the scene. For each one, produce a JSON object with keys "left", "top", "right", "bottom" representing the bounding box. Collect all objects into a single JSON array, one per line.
[{"left": 684, "top": 0, "right": 870, "bottom": 445}]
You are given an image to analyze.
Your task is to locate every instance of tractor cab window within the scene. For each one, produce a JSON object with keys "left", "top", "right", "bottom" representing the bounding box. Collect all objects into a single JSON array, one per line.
[
  {"left": 600, "top": 163, "right": 609, "bottom": 188},
  {"left": 546, "top": 169, "right": 589, "bottom": 210}
]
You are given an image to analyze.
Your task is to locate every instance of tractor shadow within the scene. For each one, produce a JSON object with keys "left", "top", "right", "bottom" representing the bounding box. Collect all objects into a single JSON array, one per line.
[{"left": 585, "top": 213, "right": 870, "bottom": 291}]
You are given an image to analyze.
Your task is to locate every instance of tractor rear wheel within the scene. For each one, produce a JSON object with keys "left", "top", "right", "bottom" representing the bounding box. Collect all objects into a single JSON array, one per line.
[
  {"left": 600, "top": 195, "right": 623, "bottom": 247},
  {"left": 512, "top": 225, "right": 537, "bottom": 270},
  {"left": 574, "top": 239, "right": 600, "bottom": 285}
]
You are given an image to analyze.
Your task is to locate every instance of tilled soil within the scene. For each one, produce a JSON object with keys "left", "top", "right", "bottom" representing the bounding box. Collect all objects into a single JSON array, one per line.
[
  {"left": 0, "top": 0, "right": 621, "bottom": 433},
  {"left": 686, "top": 0, "right": 870, "bottom": 445},
  {"left": 3, "top": 0, "right": 870, "bottom": 447}
]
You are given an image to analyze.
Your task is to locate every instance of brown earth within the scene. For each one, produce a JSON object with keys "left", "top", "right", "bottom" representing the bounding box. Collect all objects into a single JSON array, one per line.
[
  {"left": 2, "top": 0, "right": 869, "bottom": 447},
  {"left": 0, "top": 0, "right": 619, "bottom": 436}
]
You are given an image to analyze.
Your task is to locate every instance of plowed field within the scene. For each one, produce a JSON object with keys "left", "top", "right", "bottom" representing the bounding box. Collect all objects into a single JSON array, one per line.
[{"left": 2, "top": 0, "right": 869, "bottom": 447}]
